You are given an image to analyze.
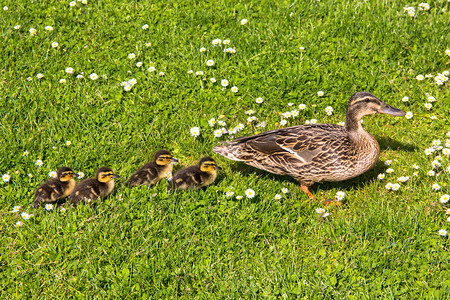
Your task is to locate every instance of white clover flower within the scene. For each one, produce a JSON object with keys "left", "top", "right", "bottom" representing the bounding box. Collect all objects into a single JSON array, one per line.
[
  {"left": 337, "top": 121, "right": 345, "bottom": 126},
  {"left": 385, "top": 168, "right": 394, "bottom": 174},
  {"left": 128, "top": 53, "right": 135, "bottom": 59},
  {"left": 224, "top": 47, "right": 237, "bottom": 54},
  {"left": 446, "top": 209, "right": 450, "bottom": 215},
  {"left": 48, "top": 171, "right": 57, "bottom": 178},
  {"left": 145, "top": 42, "right": 152, "bottom": 47},
  {"left": 26, "top": 77, "right": 33, "bottom": 81},
  {"left": 280, "top": 119, "right": 287, "bottom": 126},
  {"left": 148, "top": 66, "right": 156, "bottom": 72},
  {"left": 15, "top": 221, "right": 23, "bottom": 228},
  {"left": 424, "top": 103, "right": 433, "bottom": 110},
  {"left": 212, "top": 38, "right": 222, "bottom": 45},
  {"left": 225, "top": 191, "right": 235, "bottom": 197},
  {"left": 446, "top": 49, "right": 450, "bottom": 57},
  {"left": 316, "top": 207, "right": 325, "bottom": 214},
  {"left": 223, "top": 39, "right": 230, "bottom": 45},
  {"left": 391, "top": 183, "right": 400, "bottom": 191},
  {"left": 245, "top": 188, "right": 255, "bottom": 198},
  {"left": 29, "top": 28, "right": 37, "bottom": 35},
  {"left": 59, "top": 79, "right": 66, "bottom": 84},
  {"left": 432, "top": 139, "right": 441, "bottom": 147},
  {"left": 442, "top": 148, "right": 450, "bottom": 156},
  {"left": 298, "top": 104, "right": 306, "bottom": 110},
  {"left": 142, "top": 24, "right": 149, "bottom": 30},
  {"left": 159, "top": 72, "right": 165, "bottom": 76},
  {"left": 439, "top": 229, "right": 448, "bottom": 237},
  {"left": 247, "top": 116, "right": 257, "bottom": 122},
  {"left": 14, "top": 25, "right": 20, "bottom": 30},
  {"left": 245, "top": 109, "right": 255, "bottom": 115},
  {"left": 2, "top": 174, "right": 10, "bottom": 182},
  {"left": 21, "top": 212, "right": 32, "bottom": 220},
  {"left": 213, "top": 129, "right": 223, "bottom": 138},
  {"left": 195, "top": 71, "right": 204, "bottom": 76},
  {"left": 208, "top": 118, "right": 216, "bottom": 127},
  {"left": 76, "top": 74, "right": 83, "bottom": 79},
  {"left": 281, "top": 187, "right": 289, "bottom": 194},
  {"left": 35, "top": 160, "right": 43, "bottom": 167},
  {"left": 136, "top": 62, "right": 143, "bottom": 68},
  {"left": 274, "top": 194, "right": 282, "bottom": 200},
  {"left": 377, "top": 173, "right": 385, "bottom": 180},
  {"left": 384, "top": 160, "right": 392, "bottom": 166},
  {"left": 218, "top": 120, "right": 226, "bottom": 127},
  {"left": 69, "top": 1, "right": 76, "bottom": 7},
  {"left": 335, "top": 191, "right": 345, "bottom": 201},
  {"left": 317, "top": 91, "right": 324, "bottom": 97},
  {"left": 325, "top": 106, "right": 334, "bottom": 114},
  {"left": 28, "top": 173, "right": 33, "bottom": 178},
  {"left": 427, "top": 96, "right": 436, "bottom": 102},
  {"left": 282, "top": 112, "right": 292, "bottom": 118},
  {"left": 416, "top": 74, "right": 424, "bottom": 80},
  {"left": 36, "top": 73, "right": 44, "bottom": 79},
  {"left": 89, "top": 73, "right": 98, "bottom": 80},
  {"left": 236, "top": 195, "right": 243, "bottom": 200},
  {"left": 231, "top": 86, "right": 238, "bottom": 93},
  {"left": 199, "top": 47, "right": 206, "bottom": 52},
  {"left": 310, "top": 119, "right": 317, "bottom": 124},
  {"left": 45, "top": 204, "right": 53, "bottom": 211},
  {"left": 221, "top": 79, "right": 229, "bottom": 87},
  {"left": 51, "top": 42, "right": 59, "bottom": 48},
  {"left": 237, "top": 123, "right": 245, "bottom": 130},
  {"left": 397, "top": 176, "right": 410, "bottom": 183},
  {"left": 440, "top": 194, "right": 450, "bottom": 204},
  {"left": 190, "top": 127, "right": 200, "bottom": 137},
  {"left": 412, "top": 164, "right": 420, "bottom": 169},
  {"left": 405, "top": 112, "right": 413, "bottom": 119},
  {"left": 385, "top": 182, "right": 393, "bottom": 190},
  {"left": 256, "top": 121, "right": 266, "bottom": 128},
  {"left": 210, "top": 78, "right": 216, "bottom": 83},
  {"left": 291, "top": 110, "right": 299, "bottom": 117},
  {"left": 240, "top": 18, "right": 248, "bottom": 25},
  {"left": 432, "top": 183, "right": 441, "bottom": 191},
  {"left": 428, "top": 170, "right": 436, "bottom": 176},
  {"left": 206, "top": 60, "right": 214, "bottom": 67},
  {"left": 77, "top": 172, "right": 85, "bottom": 179},
  {"left": 11, "top": 206, "right": 21, "bottom": 213},
  {"left": 402, "top": 96, "right": 409, "bottom": 102},
  {"left": 123, "top": 84, "right": 132, "bottom": 91}
]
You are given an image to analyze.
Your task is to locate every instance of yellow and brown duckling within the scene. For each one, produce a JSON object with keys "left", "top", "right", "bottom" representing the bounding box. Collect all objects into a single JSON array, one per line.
[
  {"left": 126, "top": 150, "right": 178, "bottom": 187},
  {"left": 70, "top": 167, "right": 119, "bottom": 205},
  {"left": 214, "top": 91, "right": 406, "bottom": 201},
  {"left": 33, "top": 167, "right": 78, "bottom": 208},
  {"left": 168, "top": 157, "right": 221, "bottom": 191}
]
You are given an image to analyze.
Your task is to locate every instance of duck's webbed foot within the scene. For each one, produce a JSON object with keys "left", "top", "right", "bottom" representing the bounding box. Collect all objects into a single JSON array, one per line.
[{"left": 300, "top": 184, "right": 314, "bottom": 200}]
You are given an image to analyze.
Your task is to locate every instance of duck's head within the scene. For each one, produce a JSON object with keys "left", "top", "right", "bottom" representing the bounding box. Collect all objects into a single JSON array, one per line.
[
  {"left": 199, "top": 157, "right": 222, "bottom": 173},
  {"left": 57, "top": 167, "right": 78, "bottom": 182},
  {"left": 96, "top": 167, "right": 120, "bottom": 183},
  {"left": 346, "top": 92, "right": 405, "bottom": 130},
  {"left": 154, "top": 150, "right": 178, "bottom": 165}
]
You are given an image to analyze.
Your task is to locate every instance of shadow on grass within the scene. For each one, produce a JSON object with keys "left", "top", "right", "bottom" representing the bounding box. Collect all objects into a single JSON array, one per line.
[{"left": 376, "top": 136, "right": 417, "bottom": 152}]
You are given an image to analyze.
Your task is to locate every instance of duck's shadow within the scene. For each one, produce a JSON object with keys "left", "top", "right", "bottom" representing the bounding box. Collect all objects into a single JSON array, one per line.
[{"left": 225, "top": 137, "right": 417, "bottom": 195}]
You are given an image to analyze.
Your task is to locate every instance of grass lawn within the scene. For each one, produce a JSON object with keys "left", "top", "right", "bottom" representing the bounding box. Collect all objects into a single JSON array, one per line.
[{"left": 1, "top": 0, "right": 450, "bottom": 298}]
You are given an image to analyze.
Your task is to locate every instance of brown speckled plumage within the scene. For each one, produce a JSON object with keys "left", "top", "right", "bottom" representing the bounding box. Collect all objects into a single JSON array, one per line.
[{"left": 213, "top": 92, "right": 405, "bottom": 199}]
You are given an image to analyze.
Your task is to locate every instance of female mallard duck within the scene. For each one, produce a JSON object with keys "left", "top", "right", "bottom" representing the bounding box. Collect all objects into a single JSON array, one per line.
[
  {"left": 70, "top": 167, "right": 119, "bottom": 205},
  {"left": 213, "top": 92, "right": 405, "bottom": 200},
  {"left": 168, "top": 157, "right": 221, "bottom": 191},
  {"left": 33, "top": 167, "right": 78, "bottom": 208},
  {"left": 125, "top": 150, "right": 178, "bottom": 187}
]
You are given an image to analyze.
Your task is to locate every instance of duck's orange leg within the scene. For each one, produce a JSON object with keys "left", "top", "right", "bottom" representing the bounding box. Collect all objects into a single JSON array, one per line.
[{"left": 300, "top": 185, "right": 314, "bottom": 200}]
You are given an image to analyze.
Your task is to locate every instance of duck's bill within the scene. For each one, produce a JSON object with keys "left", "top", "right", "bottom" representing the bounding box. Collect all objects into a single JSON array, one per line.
[
  {"left": 113, "top": 174, "right": 120, "bottom": 178},
  {"left": 378, "top": 104, "right": 406, "bottom": 117},
  {"left": 171, "top": 157, "right": 179, "bottom": 163},
  {"left": 215, "top": 166, "right": 222, "bottom": 170},
  {"left": 73, "top": 173, "right": 79, "bottom": 178}
]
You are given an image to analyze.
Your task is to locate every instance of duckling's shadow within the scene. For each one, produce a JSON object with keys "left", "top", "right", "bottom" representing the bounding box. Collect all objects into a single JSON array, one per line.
[
  {"left": 376, "top": 136, "right": 417, "bottom": 152},
  {"left": 229, "top": 160, "right": 388, "bottom": 195}
]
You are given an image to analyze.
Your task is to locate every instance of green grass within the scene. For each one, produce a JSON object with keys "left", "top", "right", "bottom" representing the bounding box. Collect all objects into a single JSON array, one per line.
[{"left": 1, "top": 0, "right": 450, "bottom": 298}]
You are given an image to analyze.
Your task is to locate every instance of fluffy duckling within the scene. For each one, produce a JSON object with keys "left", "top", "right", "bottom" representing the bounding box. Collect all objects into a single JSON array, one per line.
[
  {"left": 169, "top": 157, "right": 221, "bottom": 191},
  {"left": 125, "top": 150, "right": 178, "bottom": 187},
  {"left": 33, "top": 167, "right": 78, "bottom": 208},
  {"left": 70, "top": 167, "right": 119, "bottom": 205}
]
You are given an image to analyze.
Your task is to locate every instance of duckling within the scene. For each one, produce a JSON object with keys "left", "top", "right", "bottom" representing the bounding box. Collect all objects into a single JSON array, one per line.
[
  {"left": 70, "top": 167, "right": 119, "bottom": 205},
  {"left": 33, "top": 167, "right": 78, "bottom": 208},
  {"left": 214, "top": 92, "right": 406, "bottom": 200},
  {"left": 169, "top": 157, "right": 221, "bottom": 191},
  {"left": 125, "top": 150, "right": 178, "bottom": 187}
]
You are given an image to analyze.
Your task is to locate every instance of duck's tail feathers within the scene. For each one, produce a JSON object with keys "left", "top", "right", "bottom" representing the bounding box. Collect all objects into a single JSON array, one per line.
[{"left": 213, "top": 144, "right": 243, "bottom": 162}]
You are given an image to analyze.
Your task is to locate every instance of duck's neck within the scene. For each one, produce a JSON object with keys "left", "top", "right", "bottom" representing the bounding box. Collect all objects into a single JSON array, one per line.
[
  {"left": 346, "top": 115, "right": 380, "bottom": 165},
  {"left": 346, "top": 114, "right": 364, "bottom": 139}
]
